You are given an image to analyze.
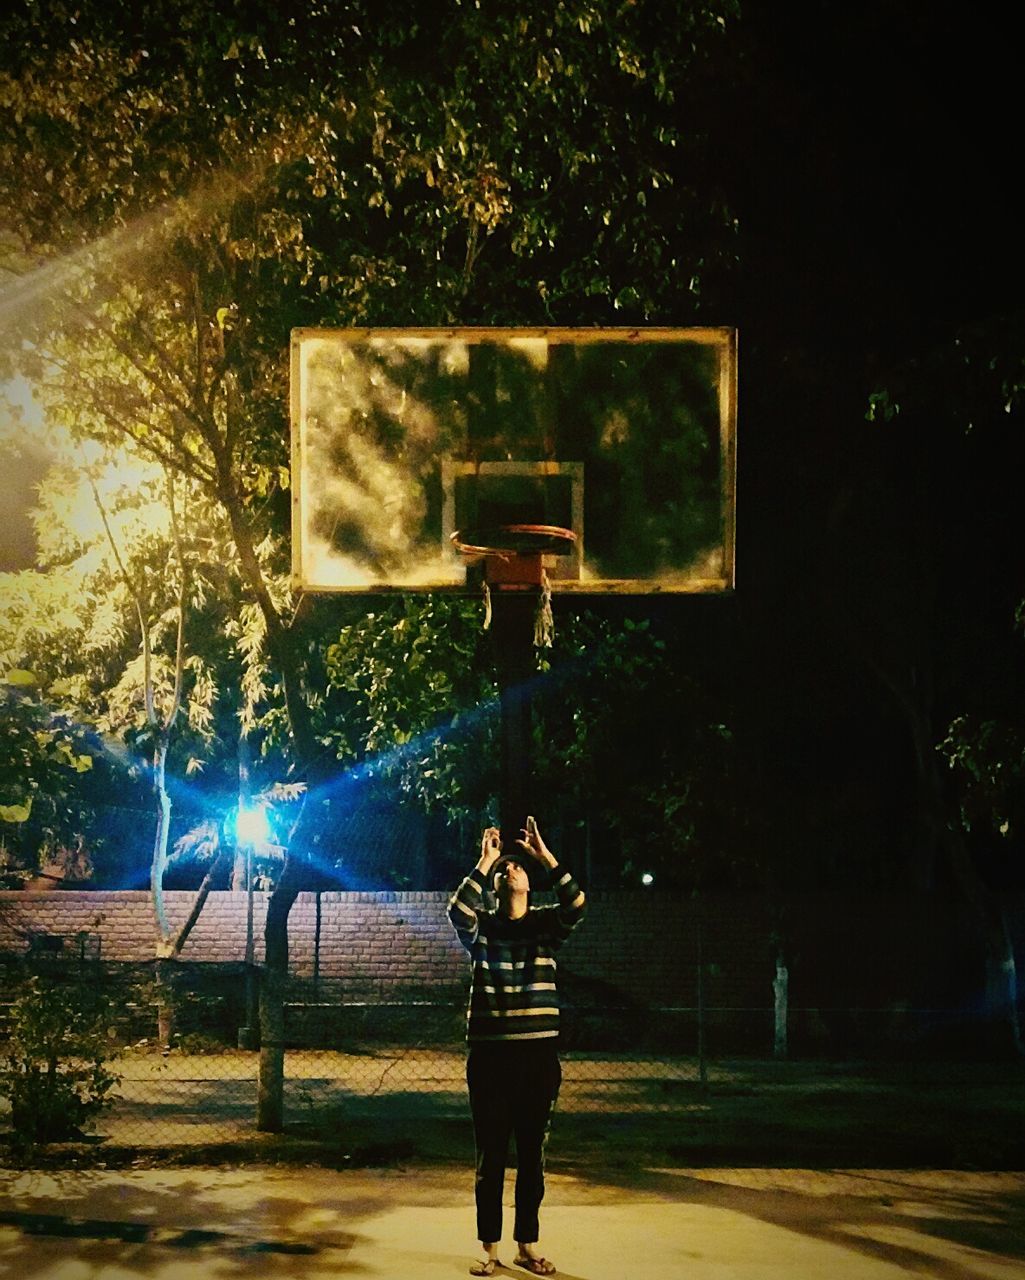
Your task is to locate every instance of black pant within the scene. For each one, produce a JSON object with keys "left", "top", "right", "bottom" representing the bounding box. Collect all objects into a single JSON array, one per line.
[{"left": 466, "top": 1041, "right": 562, "bottom": 1244}]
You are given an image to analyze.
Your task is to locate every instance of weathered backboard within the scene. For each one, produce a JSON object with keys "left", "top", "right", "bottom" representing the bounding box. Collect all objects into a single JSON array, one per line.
[{"left": 291, "top": 327, "right": 736, "bottom": 594}]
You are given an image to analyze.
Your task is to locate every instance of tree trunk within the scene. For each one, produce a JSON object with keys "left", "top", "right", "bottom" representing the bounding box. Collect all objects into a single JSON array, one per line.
[
  {"left": 219, "top": 488, "right": 323, "bottom": 1130},
  {"left": 150, "top": 738, "right": 173, "bottom": 946},
  {"left": 232, "top": 728, "right": 252, "bottom": 890},
  {"left": 221, "top": 489, "right": 319, "bottom": 765},
  {"left": 256, "top": 853, "right": 301, "bottom": 1131},
  {"left": 149, "top": 738, "right": 176, "bottom": 1044},
  {"left": 937, "top": 819, "right": 1023, "bottom": 1057},
  {"left": 256, "top": 959, "right": 287, "bottom": 1129},
  {"left": 983, "top": 910, "right": 1021, "bottom": 1055},
  {"left": 154, "top": 957, "right": 174, "bottom": 1048},
  {"left": 904, "top": 693, "right": 1023, "bottom": 1057}
]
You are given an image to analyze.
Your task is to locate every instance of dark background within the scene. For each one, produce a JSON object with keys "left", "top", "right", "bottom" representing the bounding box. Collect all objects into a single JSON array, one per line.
[
  {"left": 2, "top": 1, "right": 1023, "bottom": 901},
  {"left": 648, "top": 1, "right": 1025, "bottom": 892}
]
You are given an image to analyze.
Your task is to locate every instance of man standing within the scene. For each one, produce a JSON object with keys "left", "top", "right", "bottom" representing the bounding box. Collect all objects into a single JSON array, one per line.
[{"left": 448, "top": 816, "right": 587, "bottom": 1277}]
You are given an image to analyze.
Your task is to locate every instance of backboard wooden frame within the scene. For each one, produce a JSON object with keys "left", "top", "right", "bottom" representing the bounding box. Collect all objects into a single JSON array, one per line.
[{"left": 290, "top": 326, "right": 737, "bottom": 595}]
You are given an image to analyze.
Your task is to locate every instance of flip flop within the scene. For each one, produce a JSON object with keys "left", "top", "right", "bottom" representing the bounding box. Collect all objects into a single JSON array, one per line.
[
  {"left": 514, "top": 1257, "right": 556, "bottom": 1276},
  {"left": 469, "top": 1260, "right": 498, "bottom": 1276}
]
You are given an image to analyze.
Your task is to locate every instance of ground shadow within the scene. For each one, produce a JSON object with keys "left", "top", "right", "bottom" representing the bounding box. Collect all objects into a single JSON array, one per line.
[
  {"left": 550, "top": 1160, "right": 1025, "bottom": 1280},
  {"left": 0, "top": 1173, "right": 390, "bottom": 1280}
]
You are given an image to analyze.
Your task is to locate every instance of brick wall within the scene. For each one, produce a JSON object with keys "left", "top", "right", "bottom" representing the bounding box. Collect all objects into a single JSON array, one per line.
[{"left": 3, "top": 887, "right": 1020, "bottom": 1015}]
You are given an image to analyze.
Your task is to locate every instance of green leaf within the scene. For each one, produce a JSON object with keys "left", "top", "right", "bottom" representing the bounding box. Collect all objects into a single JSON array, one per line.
[
  {"left": 5, "top": 669, "right": 37, "bottom": 687},
  {"left": 0, "top": 797, "right": 33, "bottom": 823}
]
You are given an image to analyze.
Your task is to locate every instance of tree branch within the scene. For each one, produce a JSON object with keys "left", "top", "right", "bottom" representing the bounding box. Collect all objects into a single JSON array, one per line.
[
  {"left": 70, "top": 299, "right": 208, "bottom": 438},
  {"left": 45, "top": 354, "right": 219, "bottom": 488},
  {"left": 87, "top": 471, "right": 157, "bottom": 728},
  {"left": 164, "top": 468, "right": 189, "bottom": 733},
  {"left": 170, "top": 841, "right": 234, "bottom": 958}
]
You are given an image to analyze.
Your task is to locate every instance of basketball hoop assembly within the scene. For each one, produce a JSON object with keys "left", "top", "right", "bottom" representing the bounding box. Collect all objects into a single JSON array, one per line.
[
  {"left": 290, "top": 325, "right": 736, "bottom": 861},
  {"left": 450, "top": 523, "right": 577, "bottom": 646}
]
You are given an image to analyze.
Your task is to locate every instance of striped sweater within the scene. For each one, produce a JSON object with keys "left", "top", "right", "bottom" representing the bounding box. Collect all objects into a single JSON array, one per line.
[{"left": 448, "top": 862, "right": 587, "bottom": 1043}]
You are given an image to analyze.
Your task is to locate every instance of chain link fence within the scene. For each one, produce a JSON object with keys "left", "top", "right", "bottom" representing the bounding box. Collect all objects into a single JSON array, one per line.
[
  {"left": 0, "top": 954, "right": 712, "bottom": 1150},
  {"left": 2, "top": 952, "right": 1022, "bottom": 1166}
]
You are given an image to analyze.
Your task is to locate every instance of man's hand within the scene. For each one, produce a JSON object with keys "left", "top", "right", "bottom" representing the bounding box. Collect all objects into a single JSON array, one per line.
[
  {"left": 515, "top": 815, "right": 557, "bottom": 869},
  {"left": 477, "top": 826, "right": 502, "bottom": 874}
]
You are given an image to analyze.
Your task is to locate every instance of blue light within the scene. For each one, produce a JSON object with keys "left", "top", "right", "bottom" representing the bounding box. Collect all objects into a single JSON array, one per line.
[{"left": 235, "top": 804, "right": 271, "bottom": 846}]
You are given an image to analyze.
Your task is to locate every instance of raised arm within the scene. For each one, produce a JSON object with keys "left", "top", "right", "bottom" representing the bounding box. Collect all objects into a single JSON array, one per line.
[
  {"left": 516, "top": 815, "right": 587, "bottom": 941},
  {"left": 447, "top": 826, "right": 502, "bottom": 951}
]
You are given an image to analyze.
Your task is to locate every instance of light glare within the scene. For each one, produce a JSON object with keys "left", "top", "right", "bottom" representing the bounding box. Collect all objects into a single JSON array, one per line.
[{"left": 236, "top": 804, "right": 270, "bottom": 845}]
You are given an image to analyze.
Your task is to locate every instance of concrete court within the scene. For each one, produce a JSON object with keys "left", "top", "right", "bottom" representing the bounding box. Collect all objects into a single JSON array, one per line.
[{"left": 1, "top": 1165, "right": 1024, "bottom": 1280}]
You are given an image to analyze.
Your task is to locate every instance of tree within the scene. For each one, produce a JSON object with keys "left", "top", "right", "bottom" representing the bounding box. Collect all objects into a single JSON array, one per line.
[
  {"left": 322, "top": 594, "right": 498, "bottom": 827},
  {"left": 320, "top": 598, "right": 743, "bottom": 893},
  {"left": 534, "top": 611, "right": 740, "bottom": 886},
  {"left": 1, "top": 414, "right": 310, "bottom": 948},
  {"left": 89, "top": 462, "right": 194, "bottom": 950},
  {"left": 1, "top": 437, "right": 262, "bottom": 1041},
  {"left": 0, "top": 670, "right": 95, "bottom": 883},
  {"left": 0, "top": 0, "right": 741, "bottom": 1126},
  {"left": 839, "top": 319, "right": 1025, "bottom": 1055}
]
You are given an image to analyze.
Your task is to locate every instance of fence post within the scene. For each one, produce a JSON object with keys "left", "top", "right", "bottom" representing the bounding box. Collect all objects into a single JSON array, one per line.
[
  {"left": 773, "top": 949, "right": 789, "bottom": 1059},
  {"left": 697, "top": 909, "right": 707, "bottom": 1092},
  {"left": 238, "top": 842, "right": 259, "bottom": 1050}
]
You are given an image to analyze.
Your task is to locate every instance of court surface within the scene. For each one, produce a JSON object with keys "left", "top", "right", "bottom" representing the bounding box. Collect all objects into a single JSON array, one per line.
[{"left": 2, "top": 1164, "right": 1023, "bottom": 1280}]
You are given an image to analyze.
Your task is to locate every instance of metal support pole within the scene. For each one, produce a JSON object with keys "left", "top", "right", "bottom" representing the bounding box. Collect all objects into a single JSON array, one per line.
[
  {"left": 489, "top": 588, "right": 537, "bottom": 859},
  {"left": 238, "top": 840, "right": 259, "bottom": 1049}
]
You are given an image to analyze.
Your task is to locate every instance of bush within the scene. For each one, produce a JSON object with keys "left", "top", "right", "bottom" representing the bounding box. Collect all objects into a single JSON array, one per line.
[
  {"left": 0, "top": 974, "right": 121, "bottom": 1145},
  {"left": 170, "top": 1031, "right": 228, "bottom": 1055}
]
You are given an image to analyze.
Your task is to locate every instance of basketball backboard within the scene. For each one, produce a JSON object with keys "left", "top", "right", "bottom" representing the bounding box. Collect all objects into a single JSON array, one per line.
[{"left": 290, "top": 327, "right": 736, "bottom": 594}]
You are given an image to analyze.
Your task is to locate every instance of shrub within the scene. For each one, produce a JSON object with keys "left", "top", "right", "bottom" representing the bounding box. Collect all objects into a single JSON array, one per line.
[
  {"left": 170, "top": 1031, "right": 227, "bottom": 1055},
  {"left": 0, "top": 974, "right": 121, "bottom": 1145}
]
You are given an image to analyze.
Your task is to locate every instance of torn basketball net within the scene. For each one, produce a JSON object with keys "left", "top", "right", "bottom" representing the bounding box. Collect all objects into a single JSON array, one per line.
[{"left": 449, "top": 524, "right": 577, "bottom": 647}]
